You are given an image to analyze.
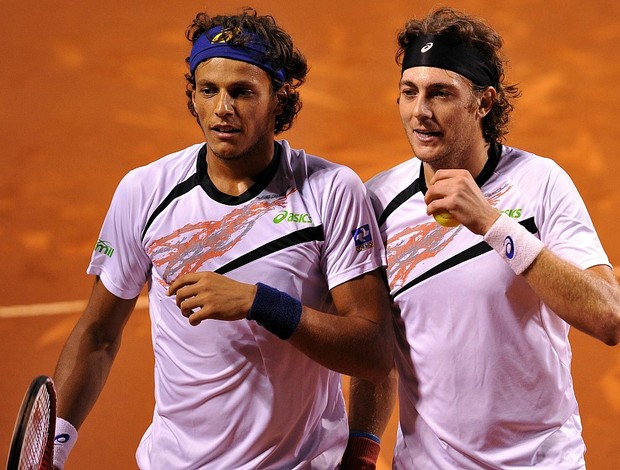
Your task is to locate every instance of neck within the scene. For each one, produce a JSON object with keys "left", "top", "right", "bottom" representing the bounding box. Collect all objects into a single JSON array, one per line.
[
  {"left": 423, "top": 140, "right": 490, "bottom": 186},
  {"left": 206, "top": 140, "right": 276, "bottom": 197}
]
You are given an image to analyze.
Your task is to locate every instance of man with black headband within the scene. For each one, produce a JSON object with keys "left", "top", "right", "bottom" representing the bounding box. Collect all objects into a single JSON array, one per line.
[
  {"left": 50, "top": 9, "right": 394, "bottom": 469},
  {"left": 342, "top": 7, "right": 620, "bottom": 470}
]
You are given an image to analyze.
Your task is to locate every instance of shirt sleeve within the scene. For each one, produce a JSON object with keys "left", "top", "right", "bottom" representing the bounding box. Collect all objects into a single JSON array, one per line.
[
  {"left": 86, "top": 170, "right": 151, "bottom": 299},
  {"left": 538, "top": 163, "right": 610, "bottom": 270},
  {"left": 315, "top": 165, "right": 387, "bottom": 290}
]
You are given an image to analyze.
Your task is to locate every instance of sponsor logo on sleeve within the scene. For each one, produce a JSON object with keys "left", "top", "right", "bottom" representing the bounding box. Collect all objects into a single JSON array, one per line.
[
  {"left": 352, "top": 224, "right": 374, "bottom": 252},
  {"left": 94, "top": 239, "right": 115, "bottom": 258}
]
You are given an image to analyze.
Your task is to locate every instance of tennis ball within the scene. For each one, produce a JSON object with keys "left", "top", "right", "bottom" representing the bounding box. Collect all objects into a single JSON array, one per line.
[{"left": 433, "top": 211, "right": 460, "bottom": 227}]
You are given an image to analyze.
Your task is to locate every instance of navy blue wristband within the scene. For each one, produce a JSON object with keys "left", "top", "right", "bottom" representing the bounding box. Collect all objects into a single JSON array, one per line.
[{"left": 247, "top": 283, "right": 302, "bottom": 340}]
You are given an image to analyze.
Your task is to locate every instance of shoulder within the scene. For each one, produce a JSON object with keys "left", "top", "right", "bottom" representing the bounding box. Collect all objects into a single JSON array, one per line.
[
  {"left": 279, "top": 139, "right": 363, "bottom": 187},
  {"left": 116, "top": 143, "right": 203, "bottom": 196},
  {"left": 126, "top": 143, "right": 205, "bottom": 179},
  {"left": 366, "top": 157, "right": 420, "bottom": 200},
  {"left": 499, "top": 145, "right": 565, "bottom": 175}
]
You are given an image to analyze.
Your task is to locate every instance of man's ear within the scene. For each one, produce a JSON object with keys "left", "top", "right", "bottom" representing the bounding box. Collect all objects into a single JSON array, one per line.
[
  {"left": 477, "top": 86, "right": 497, "bottom": 118},
  {"left": 275, "top": 84, "right": 291, "bottom": 114}
]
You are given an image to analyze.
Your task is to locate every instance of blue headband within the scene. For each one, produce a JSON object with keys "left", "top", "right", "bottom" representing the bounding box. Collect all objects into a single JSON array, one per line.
[
  {"left": 189, "top": 26, "right": 286, "bottom": 81},
  {"left": 402, "top": 34, "right": 498, "bottom": 88}
]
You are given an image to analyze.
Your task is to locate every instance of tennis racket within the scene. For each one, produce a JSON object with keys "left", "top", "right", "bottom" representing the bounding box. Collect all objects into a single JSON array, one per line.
[{"left": 6, "top": 375, "right": 56, "bottom": 470}]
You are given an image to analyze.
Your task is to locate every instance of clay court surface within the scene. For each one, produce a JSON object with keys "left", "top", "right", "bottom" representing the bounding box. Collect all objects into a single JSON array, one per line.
[{"left": 1, "top": 0, "right": 619, "bottom": 468}]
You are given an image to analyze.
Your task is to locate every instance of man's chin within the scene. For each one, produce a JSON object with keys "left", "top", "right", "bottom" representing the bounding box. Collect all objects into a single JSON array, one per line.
[{"left": 208, "top": 144, "right": 245, "bottom": 162}]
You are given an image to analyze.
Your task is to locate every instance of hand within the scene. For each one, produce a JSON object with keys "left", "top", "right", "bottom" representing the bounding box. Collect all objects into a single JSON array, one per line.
[
  {"left": 167, "top": 272, "right": 257, "bottom": 326},
  {"left": 425, "top": 169, "right": 500, "bottom": 235}
]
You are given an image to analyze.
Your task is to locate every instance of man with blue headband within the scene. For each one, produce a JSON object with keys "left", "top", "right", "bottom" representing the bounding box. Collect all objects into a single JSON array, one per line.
[
  {"left": 51, "top": 8, "right": 394, "bottom": 469},
  {"left": 343, "top": 7, "right": 620, "bottom": 470}
]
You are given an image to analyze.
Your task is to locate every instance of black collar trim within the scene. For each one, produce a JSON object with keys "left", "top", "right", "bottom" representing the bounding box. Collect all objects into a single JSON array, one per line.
[{"left": 196, "top": 142, "right": 282, "bottom": 206}]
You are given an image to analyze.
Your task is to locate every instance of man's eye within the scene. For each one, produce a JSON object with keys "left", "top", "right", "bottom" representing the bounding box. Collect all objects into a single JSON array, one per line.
[{"left": 233, "top": 89, "right": 253, "bottom": 98}]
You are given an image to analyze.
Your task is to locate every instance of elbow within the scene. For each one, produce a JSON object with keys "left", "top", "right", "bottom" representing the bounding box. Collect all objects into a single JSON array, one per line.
[
  {"left": 599, "top": 311, "right": 620, "bottom": 346},
  {"left": 603, "top": 323, "right": 620, "bottom": 346}
]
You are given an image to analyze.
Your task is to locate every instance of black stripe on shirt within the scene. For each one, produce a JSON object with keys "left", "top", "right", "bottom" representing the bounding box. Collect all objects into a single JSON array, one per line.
[
  {"left": 378, "top": 178, "right": 422, "bottom": 227},
  {"left": 215, "top": 225, "right": 325, "bottom": 274},
  {"left": 391, "top": 216, "right": 539, "bottom": 300},
  {"left": 141, "top": 143, "right": 283, "bottom": 241},
  {"left": 141, "top": 172, "right": 202, "bottom": 241}
]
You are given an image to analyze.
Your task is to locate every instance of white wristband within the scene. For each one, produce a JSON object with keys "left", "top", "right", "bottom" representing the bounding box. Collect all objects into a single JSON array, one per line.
[
  {"left": 483, "top": 213, "right": 544, "bottom": 275},
  {"left": 53, "top": 417, "right": 78, "bottom": 470}
]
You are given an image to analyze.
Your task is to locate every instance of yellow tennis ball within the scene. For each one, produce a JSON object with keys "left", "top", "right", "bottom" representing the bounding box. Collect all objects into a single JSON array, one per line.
[{"left": 433, "top": 211, "right": 460, "bottom": 227}]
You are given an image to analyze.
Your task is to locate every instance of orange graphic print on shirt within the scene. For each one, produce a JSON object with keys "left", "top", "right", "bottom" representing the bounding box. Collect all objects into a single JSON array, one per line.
[
  {"left": 386, "top": 183, "right": 510, "bottom": 291},
  {"left": 147, "top": 189, "right": 296, "bottom": 285}
]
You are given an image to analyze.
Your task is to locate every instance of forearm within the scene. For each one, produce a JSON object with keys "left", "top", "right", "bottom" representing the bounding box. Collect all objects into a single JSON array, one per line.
[
  {"left": 348, "top": 368, "right": 398, "bottom": 436},
  {"left": 482, "top": 213, "right": 620, "bottom": 345},
  {"left": 523, "top": 250, "right": 620, "bottom": 345},
  {"left": 54, "top": 321, "right": 122, "bottom": 428},
  {"left": 54, "top": 279, "right": 137, "bottom": 428},
  {"left": 289, "top": 307, "right": 394, "bottom": 382},
  {"left": 340, "top": 370, "right": 398, "bottom": 470}
]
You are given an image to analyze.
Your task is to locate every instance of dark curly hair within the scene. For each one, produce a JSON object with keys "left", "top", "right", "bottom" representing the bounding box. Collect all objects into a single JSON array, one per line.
[
  {"left": 185, "top": 8, "right": 308, "bottom": 134},
  {"left": 396, "top": 7, "right": 520, "bottom": 143}
]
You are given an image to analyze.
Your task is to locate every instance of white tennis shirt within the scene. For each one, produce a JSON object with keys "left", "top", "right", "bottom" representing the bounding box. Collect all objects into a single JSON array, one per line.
[
  {"left": 366, "top": 145, "right": 609, "bottom": 469},
  {"left": 87, "top": 140, "right": 385, "bottom": 469}
]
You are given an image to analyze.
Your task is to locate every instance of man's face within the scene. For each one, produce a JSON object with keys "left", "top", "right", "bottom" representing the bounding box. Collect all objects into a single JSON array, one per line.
[
  {"left": 192, "top": 57, "right": 281, "bottom": 163},
  {"left": 398, "top": 66, "right": 486, "bottom": 170}
]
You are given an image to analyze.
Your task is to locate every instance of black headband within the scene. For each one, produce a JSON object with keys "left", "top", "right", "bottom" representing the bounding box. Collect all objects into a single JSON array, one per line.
[{"left": 401, "top": 34, "right": 498, "bottom": 87}]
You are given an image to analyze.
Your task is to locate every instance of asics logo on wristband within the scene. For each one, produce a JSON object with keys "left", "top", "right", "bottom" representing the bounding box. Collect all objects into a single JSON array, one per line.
[
  {"left": 54, "top": 433, "right": 71, "bottom": 444},
  {"left": 504, "top": 236, "right": 515, "bottom": 259}
]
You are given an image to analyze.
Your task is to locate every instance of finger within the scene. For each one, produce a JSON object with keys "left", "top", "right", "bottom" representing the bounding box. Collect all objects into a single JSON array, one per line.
[
  {"left": 428, "top": 168, "right": 457, "bottom": 186},
  {"left": 188, "top": 311, "right": 205, "bottom": 326},
  {"left": 167, "top": 273, "right": 199, "bottom": 296},
  {"left": 177, "top": 290, "right": 204, "bottom": 316}
]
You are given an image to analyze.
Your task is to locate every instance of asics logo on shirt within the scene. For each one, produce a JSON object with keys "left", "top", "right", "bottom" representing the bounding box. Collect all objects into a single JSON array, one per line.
[
  {"left": 500, "top": 208, "right": 522, "bottom": 218},
  {"left": 273, "top": 211, "right": 312, "bottom": 224}
]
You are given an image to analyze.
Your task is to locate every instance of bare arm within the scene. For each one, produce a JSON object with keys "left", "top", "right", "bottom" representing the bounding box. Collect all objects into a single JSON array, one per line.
[
  {"left": 426, "top": 169, "right": 620, "bottom": 345},
  {"left": 289, "top": 269, "right": 395, "bottom": 382},
  {"left": 54, "top": 277, "right": 138, "bottom": 428},
  {"left": 348, "top": 367, "right": 398, "bottom": 437},
  {"left": 522, "top": 255, "right": 620, "bottom": 345},
  {"left": 340, "top": 367, "right": 398, "bottom": 469},
  {"left": 168, "top": 268, "right": 395, "bottom": 382}
]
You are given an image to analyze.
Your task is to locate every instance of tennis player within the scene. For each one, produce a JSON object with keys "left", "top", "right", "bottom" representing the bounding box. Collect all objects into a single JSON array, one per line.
[
  {"left": 51, "top": 8, "right": 394, "bottom": 469},
  {"left": 342, "top": 7, "right": 620, "bottom": 469}
]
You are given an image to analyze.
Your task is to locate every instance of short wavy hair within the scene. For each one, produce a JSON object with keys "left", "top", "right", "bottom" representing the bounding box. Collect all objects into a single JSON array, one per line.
[
  {"left": 185, "top": 8, "right": 308, "bottom": 134},
  {"left": 396, "top": 7, "right": 520, "bottom": 143}
]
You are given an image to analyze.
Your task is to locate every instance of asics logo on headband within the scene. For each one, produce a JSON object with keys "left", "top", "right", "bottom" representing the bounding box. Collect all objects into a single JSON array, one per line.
[
  {"left": 402, "top": 34, "right": 498, "bottom": 87},
  {"left": 421, "top": 42, "right": 434, "bottom": 53}
]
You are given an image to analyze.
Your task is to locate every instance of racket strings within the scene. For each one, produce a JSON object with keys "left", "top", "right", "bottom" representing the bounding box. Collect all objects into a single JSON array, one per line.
[{"left": 19, "top": 386, "right": 52, "bottom": 470}]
